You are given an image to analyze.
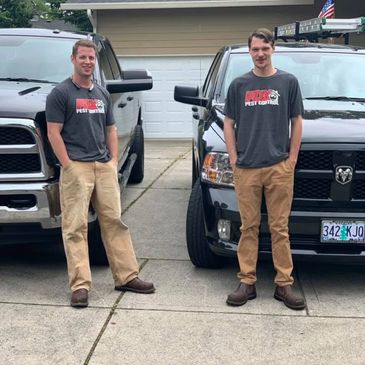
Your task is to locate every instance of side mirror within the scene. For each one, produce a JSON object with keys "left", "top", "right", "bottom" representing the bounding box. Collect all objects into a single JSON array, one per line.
[
  {"left": 174, "top": 85, "right": 208, "bottom": 107},
  {"left": 105, "top": 69, "right": 153, "bottom": 93}
]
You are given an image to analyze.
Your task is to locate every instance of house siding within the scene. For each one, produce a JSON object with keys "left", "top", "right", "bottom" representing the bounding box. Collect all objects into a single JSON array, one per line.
[{"left": 97, "top": 6, "right": 314, "bottom": 56}]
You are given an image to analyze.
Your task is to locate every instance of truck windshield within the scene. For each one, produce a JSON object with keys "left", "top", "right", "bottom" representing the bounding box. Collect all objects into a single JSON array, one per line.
[
  {"left": 222, "top": 51, "right": 365, "bottom": 101},
  {"left": 0, "top": 36, "right": 77, "bottom": 83}
]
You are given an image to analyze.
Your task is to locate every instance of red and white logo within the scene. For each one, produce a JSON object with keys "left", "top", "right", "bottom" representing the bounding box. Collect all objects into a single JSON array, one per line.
[
  {"left": 245, "top": 89, "right": 280, "bottom": 107},
  {"left": 76, "top": 99, "right": 105, "bottom": 114}
]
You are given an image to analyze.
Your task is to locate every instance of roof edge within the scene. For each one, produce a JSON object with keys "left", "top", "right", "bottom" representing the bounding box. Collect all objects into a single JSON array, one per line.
[{"left": 61, "top": 0, "right": 313, "bottom": 11}]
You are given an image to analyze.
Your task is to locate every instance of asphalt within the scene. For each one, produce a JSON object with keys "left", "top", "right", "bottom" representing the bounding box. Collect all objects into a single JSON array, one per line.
[{"left": 1, "top": 140, "right": 365, "bottom": 365}]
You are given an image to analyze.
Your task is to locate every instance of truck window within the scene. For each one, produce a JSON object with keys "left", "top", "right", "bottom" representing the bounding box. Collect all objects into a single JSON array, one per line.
[{"left": 103, "top": 41, "right": 121, "bottom": 80}]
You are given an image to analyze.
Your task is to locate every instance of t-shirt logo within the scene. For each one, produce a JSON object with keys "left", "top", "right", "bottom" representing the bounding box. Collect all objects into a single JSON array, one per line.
[
  {"left": 245, "top": 89, "right": 280, "bottom": 107},
  {"left": 76, "top": 99, "right": 105, "bottom": 114}
]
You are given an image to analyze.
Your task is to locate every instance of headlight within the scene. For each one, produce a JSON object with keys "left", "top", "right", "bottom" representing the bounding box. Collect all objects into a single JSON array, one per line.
[{"left": 201, "top": 152, "right": 234, "bottom": 187}]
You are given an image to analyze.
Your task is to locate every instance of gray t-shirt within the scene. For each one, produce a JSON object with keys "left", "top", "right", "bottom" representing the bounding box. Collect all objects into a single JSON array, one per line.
[
  {"left": 224, "top": 69, "right": 303, "bottom": 168},
  {"left": 46, "top": 78, "right": 114, "bottom": 162}
]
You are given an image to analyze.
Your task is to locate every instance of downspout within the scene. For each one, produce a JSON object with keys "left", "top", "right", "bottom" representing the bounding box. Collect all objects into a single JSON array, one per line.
[{"left": 87, "top": 9, "right": 97, "bottom": 33}]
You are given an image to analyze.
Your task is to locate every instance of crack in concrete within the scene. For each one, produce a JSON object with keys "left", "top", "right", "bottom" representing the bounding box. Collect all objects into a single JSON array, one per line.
[
  {"left": 83, "top": 259, "right": 150, "bottom": 364},
  {"left": 122, "top": 149, "right": 191, "bottom": 216},
  {"left": 84, "top": 148, "right": 192, "bottom": 363}
]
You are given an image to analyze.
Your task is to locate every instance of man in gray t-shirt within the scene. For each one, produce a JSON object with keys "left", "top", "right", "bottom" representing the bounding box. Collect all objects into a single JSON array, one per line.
[
  {"left": 224, "top": 29, "right": 305, "bottom": 310},
  {"left": 46, "top": 39, "right": 155, "bottom": 308}
]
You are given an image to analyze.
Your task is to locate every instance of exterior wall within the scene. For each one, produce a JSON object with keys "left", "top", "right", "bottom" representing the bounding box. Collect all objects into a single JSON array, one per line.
[{"left": 97, "top": 6, "right": 314, "bottom": 56}]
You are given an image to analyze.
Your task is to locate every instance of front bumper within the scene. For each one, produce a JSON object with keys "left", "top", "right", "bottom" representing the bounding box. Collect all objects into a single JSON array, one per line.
[
  {"left": 0, "top": 181, "right": 61, "bottom": 228},
  {"left": 202, "top": 184, "right": 365, "bottom": 261}
]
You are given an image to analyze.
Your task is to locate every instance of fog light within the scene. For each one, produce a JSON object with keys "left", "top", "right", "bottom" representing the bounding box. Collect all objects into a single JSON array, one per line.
[{"left": 217, "top": 219, "right": 231, "bottom": 241}]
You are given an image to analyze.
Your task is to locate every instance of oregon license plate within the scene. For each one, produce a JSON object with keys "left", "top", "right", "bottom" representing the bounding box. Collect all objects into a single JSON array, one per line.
[{"left": 321, "top": 220, "right": 365, "bottom": 243}]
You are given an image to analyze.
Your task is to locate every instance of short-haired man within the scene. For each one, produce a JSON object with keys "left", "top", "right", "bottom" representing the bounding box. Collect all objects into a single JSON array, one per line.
[
  {"left": 46, "top": 39, "right": 155, "bottom": 308},
  {"left": 224, "top": 29, "right": 305, "bottom": 310}
]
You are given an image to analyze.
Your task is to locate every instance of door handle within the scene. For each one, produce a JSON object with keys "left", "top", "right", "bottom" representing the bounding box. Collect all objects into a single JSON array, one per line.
[
  {"left": 118, "top": 102, "right": 127, "bottom": 108},
  {"left": 127, "top": 96, "right": 134, "bottom": 101},
  {"left": 192, "top": 106, "right": 198, "bottom": 112}
]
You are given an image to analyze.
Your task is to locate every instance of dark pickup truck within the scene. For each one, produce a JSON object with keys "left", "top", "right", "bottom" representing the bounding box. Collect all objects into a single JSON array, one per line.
[
  {"left": 175, "top": 31, "right": 365, "bottom": 267},
  {"left": 0, "top": 28, "right": 152, "bottom": 263}
]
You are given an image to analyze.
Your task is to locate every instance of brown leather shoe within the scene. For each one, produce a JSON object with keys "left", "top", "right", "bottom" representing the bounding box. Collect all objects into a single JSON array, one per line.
[
  {"left": 115, "top": 277, "right": 155, "bottom": 294},
  {"left": 71, "top": 289, "right": 88, "bottom": 308},
  {"left": 226, "top": 283, "right": 257, "bottom": 306},
  {"left": 274, "top": 285, "right": 305, "bottom": 310}
]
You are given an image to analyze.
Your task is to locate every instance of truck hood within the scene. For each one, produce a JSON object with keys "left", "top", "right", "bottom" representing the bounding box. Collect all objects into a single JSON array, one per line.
[
  {"left": 212, "top": 100, "right": 365, "bottom": 145},
  {"left": 0, "top": 80, "right": 57, "bottom": 119}
]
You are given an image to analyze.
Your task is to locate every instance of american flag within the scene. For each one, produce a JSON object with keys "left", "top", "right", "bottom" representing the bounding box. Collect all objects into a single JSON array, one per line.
[{"left": 318, "top": 0, "right": 335, "bottom": 18}]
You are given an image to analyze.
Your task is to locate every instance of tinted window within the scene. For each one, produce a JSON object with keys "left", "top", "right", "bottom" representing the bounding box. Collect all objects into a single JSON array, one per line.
[
  {"left": 222, "top": 52, "right": 365, "bottom": 99},
  {"left": 203, "top": 52, "right": 223, "bottom": 98},
  {"left": 98, "top": 44, "right": 113, "bottom": 80},
  {"left": 103, "top": 41, "right": 121, "bottom": 80}
]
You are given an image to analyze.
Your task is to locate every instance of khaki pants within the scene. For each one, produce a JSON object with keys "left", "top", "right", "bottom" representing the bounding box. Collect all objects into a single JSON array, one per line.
[
  {"left": 60, "top": 160, "right": 139, "bottom": 292},
  {"left": 233, "top": 159, "right": 295, "bottom": 286}
]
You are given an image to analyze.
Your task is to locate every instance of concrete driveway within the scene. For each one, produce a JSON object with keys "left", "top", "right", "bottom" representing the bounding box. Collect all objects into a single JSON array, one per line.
[{"left": 1, "top": 140, "right": 365, "bottom": 365}]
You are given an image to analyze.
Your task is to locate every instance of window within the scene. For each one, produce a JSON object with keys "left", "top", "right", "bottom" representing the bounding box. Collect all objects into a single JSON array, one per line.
[
  {"left": 98, "top": 44, "right": 113, "bottom": 81},
  {"left": 202, "top": 52, "right": 223, "bottom": 99},
  {"left": 103, "top": 41, "right": 121, "bottom": 80},
  {"left": 0, "top": 36, "right": 75, "bottom": 83}
]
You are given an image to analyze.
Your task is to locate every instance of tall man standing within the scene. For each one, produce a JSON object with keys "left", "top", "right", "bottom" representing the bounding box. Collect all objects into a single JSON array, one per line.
[
  {"left": 46, "top": 39, "right": 155, "bottom": 308},
  {"left": 224, "top": 29, "right": 305, "bottom": 310}
]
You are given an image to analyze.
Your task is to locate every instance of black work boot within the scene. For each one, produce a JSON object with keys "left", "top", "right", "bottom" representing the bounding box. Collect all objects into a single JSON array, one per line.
[
  {"left": 274, "top": 285, "right": 305, "bottom": 310},
  {"left": 226, "top": 283, "right": 257, "bottom": 306}
]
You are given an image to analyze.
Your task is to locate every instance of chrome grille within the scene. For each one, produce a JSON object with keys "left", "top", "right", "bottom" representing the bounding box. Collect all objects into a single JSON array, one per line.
[
  {"left": 0, "top": 120, "right": 51, "bottom": 181},
  {"left": 0, "top": 154, "right": 41, "bottom": 173},
  {"left": 0, "top": 127, "right": 36, "bottom": 144}
]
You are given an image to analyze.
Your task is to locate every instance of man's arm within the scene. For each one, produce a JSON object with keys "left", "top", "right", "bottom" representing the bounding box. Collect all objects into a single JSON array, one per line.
[
  {"left": 223, "top": 116, "right": 237, "bottom": 168},
  {"left": 106, "top": 125, "right": 118, "bottom": 164},
  {"left": 47, "top": 122, "right": 71, "bottom": 167},
  {"left": 288, "top": 115, "right": 303, "bottom": 166}
]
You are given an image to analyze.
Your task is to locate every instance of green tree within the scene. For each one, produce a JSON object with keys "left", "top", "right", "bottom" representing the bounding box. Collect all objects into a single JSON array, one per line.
[
  {"left": 0, "top": 0, "right": 47, "bottom": 28},
  {"left": 48, "top": 0, "right": 92, "bottom": 32},
  {"left": 0, "top": 0, "right": 91, "bottom": 31}
]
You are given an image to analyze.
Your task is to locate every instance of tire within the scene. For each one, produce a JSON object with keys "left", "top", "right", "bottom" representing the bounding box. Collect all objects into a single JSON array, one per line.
[
  {"left": 88, "top": 219, "right": 109, "bottom": 265},
  {"left": 129, "top": 125, "right": 144, "bottom": 183},
  {"left": 186, "top": 179, "right": 224, "bottom": 268}
]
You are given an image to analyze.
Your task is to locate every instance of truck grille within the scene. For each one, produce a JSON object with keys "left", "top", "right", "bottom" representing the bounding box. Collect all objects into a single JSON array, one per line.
[
  {"left": 0, "top": 121, "right": 51, "bottom": 180},
  {"left": 297, "top": 151, "right": 365, "bottom": 171},
  {"left": 352, "top": 181, "right": 365, "bottom": 200},
  {"left": 294, "top": 178, "right": 331, "bottom": 199},
  {"left": 0, "top": 154, "right": 41, "bottom": 173},
  {"left": 296, "top": 151, "right": 332, "bottom": 170},
  {"left": 0, "top": 127, "right": 36, "bottom": 145},
  {"left": 294, "top": 150, "right": 365, "bottom": 201},
  {"left": 355, "top": 153, "right": 365, "bottom": 171}
]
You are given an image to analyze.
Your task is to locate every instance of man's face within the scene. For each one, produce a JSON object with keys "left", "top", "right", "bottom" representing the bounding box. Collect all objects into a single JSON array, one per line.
[
  {"left": 249, "top": 36, "right": 275, "bottom": 71},
  {"left": 71, "top": 46, "right": 96, "bottom": 78}
]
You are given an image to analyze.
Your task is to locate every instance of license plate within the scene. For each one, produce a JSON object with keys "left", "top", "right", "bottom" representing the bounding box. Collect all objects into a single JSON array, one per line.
[{"left": 321, "top": 220, "right": 365, "bottom": 243}]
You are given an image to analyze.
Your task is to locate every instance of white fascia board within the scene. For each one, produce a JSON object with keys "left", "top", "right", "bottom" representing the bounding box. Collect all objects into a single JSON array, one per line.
[{"left": 61, "top": 0, "right": 313, "bottom": 11}]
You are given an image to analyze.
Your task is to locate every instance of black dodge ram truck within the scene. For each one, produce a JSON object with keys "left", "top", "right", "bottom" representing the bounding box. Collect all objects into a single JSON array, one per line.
[
  {"left": 175, "top": 32, "right": 365, "bottom": 268},
  {"left": 0, "top": 28, "right": 152, "bottom": 263}
]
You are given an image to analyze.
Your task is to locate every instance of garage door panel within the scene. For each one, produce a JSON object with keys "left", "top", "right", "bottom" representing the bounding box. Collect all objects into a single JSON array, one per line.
[{"left": 121, "top": 56, "right": 213, "bottom": 138}]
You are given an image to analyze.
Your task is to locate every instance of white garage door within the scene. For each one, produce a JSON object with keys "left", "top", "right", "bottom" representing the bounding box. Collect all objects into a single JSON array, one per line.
[{"left": 121, "top": 56, "right": 213, "bottom": 139}]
